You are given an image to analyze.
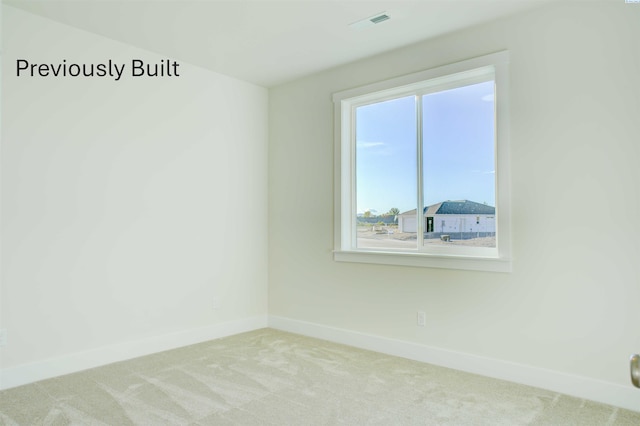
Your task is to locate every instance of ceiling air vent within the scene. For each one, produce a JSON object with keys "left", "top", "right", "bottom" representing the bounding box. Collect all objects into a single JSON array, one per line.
[
  {"left": 370, "top": 14, "right": 390, "bottom": 24},
  {"left": 349, "top": 12, "right": 391, "bottom": 30}
]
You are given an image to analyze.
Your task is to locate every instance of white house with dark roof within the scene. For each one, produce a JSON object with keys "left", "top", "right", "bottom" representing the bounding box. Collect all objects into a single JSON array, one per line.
[{"left": 398, "top": 200, "right": 495, "bottom": 235}]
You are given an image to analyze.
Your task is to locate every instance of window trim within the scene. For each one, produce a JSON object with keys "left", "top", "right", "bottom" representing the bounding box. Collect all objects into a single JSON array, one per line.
[{"left": 332, "top": 51, "right": 512, "bottom": 272}]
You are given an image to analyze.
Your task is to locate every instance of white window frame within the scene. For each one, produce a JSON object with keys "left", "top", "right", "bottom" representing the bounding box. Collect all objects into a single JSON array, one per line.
[{"left": 332, "top": 52, "right": 512, "bottom": 272}]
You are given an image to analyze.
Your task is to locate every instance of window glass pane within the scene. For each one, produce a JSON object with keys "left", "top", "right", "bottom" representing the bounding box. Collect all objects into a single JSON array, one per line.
[
  {"left": 422, "top": 80, "right": 496, "bottom": 248},
  {"left": 355, "top": 95, "right": 417, "bottom": 249}
]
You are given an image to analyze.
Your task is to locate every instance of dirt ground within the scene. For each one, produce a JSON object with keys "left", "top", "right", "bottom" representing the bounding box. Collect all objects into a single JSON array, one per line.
[{"left": 357, "top": 228, "right": 496, "bottom": 249}]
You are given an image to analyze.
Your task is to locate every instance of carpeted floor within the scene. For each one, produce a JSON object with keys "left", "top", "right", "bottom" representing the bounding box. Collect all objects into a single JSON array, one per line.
[{"left": 1, "top": 328, "right": 639, "bottom": 425}]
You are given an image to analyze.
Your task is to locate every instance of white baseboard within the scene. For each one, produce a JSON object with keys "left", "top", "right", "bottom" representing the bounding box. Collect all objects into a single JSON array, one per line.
[
  {"left": 268, "top": 315, "right": 640, "bottom": 413},
  {"left": 0, "top": 315, "right": 268, "bottom": 391}
]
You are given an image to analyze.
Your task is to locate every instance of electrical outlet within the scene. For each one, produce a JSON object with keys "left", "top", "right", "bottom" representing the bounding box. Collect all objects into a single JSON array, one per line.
[
  {"left": 417, "top": 311, "right": 426, "bottom": 327},
  {"left": 0, "top": 329, "right": 7, "bottom": 347}
]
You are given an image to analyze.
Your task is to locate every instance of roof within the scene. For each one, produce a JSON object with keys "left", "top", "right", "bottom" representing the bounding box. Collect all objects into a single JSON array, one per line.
[{"left": 400, "top": 200, "right": 495, "bottom": 216}]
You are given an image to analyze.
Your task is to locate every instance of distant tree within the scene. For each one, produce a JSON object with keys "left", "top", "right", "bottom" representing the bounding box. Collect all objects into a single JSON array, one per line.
[
  {"left": 363, "top": 210, "right": 372, "bottom": 218},
  {"left": 388, "top": 207, "right": 400, "bottom": 216}
]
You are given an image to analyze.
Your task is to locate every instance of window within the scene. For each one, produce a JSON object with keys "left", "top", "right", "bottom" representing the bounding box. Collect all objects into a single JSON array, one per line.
[{"left": 333, "top": 52, "right": 511, "bottom": 272}]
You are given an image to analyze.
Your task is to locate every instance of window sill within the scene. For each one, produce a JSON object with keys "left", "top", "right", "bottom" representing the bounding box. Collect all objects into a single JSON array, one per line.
[{"left": 333, "top": 250, "right": 512, "bottom": 273}]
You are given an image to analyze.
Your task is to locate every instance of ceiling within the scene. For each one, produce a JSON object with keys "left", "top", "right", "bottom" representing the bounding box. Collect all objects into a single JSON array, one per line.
[{"left": 5, "top": 0, "right": 552, "bottom": 87}]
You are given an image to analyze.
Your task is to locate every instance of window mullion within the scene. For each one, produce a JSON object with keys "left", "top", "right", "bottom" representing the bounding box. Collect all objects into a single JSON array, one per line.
[{"left": 416, "top": 95, "right": 424, "bottom": 249}]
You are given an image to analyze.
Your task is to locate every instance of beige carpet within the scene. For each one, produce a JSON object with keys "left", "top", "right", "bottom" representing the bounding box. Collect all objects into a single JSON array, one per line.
[{"left": 1, "top": 328, "right": 639, "bottom": 425}]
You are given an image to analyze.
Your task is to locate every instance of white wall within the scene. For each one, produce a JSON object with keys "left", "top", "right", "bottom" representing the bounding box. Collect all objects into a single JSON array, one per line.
[
  {"left": 269, "top": 2, "right": 640, "bottom": 410},
  {"left": 437, "top": 215, "right": 495, "bottom": 234},
  {"left": 1, "top": 6, "right": 268, "bottom": 387},
  {"left": 399, "top": 215, "right": 495, "bottom": 234}
]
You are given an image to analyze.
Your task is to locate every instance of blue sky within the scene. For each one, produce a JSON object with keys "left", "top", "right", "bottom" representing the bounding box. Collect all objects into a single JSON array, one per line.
[{"left": 355, "top": 80, "right": 495, "bottom": 215}]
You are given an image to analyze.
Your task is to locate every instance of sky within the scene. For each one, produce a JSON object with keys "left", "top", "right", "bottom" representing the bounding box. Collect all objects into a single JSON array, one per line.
[{"left": 355, "top": 80, "right": 495, "bottom": 215}]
